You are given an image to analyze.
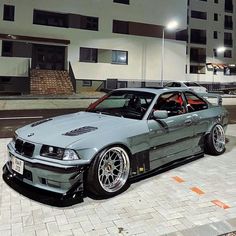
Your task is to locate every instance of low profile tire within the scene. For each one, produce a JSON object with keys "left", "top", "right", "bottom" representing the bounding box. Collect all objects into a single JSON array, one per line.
[
  {"left": 86, "top": 146, "right": 130, "bottom": 197},
  {"left": 205, "top": 124, "right": 226, "bottom": 155}
]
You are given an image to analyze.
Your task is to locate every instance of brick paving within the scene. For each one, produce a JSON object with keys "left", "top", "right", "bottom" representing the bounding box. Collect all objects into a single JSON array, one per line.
[{"left": 0, "top": 126, "right": 236, "bottom": 236}]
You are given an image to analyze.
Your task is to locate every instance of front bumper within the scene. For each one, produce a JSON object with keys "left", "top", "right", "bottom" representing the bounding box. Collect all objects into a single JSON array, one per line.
[
  {"left": 3, "top": 142, "right": 89, "bottom": 206},
  {"left": 3, "top": 164, "right": 84, "bottom": 206}
]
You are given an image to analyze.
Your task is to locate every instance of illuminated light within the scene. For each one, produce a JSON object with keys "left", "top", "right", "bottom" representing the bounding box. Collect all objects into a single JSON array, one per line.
[
  {"left": 216, "top": 47, "right": 226, "bottom": 53},
  {"left": 166, "top": 20, "right": 178, "bottom": 30},
  {"left": 48, "top": 146, "right": 54, "bottom": 153},
  {"left": 229, "top": 64, "right": 236, "bottom": 67}
]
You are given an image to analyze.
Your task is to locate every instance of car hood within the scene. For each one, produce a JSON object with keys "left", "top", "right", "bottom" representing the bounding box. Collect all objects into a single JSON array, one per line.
[{"left": 16, "top": 112, "right": 136, "bottom": 147}]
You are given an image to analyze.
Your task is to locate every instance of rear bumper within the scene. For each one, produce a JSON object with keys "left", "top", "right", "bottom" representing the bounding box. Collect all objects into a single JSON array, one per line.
[{"left": 2, "top": 164, "right": 84, "bottom": 207}]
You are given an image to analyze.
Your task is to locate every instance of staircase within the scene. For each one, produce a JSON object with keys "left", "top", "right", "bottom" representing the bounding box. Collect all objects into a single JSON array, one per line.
[{"left": 30, "top": 69, "right": 74, "bottom": 95}]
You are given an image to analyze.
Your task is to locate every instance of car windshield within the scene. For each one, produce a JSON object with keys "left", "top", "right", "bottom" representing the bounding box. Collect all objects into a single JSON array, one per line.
[{"left": 87, "top": 90, "right": 155, "bottom": 120}]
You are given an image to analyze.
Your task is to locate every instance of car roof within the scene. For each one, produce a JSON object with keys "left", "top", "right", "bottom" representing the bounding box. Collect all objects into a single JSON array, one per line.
[{"left": 116, "top": 87, "right": 191, "bottom": 95}]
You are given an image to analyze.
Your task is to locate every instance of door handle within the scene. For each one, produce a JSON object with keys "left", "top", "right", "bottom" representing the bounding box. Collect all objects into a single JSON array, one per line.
[{"left": 184, "top": 119, "right": 192, "bottom": 126}]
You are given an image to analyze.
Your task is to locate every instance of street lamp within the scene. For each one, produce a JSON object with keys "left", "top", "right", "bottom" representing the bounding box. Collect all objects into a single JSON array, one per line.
[
  {"left": 212, "top": 46, "right": 226, "bottom": 90},
  {"left": 161, "top": 20, "right": 179, "bottom": 87}
]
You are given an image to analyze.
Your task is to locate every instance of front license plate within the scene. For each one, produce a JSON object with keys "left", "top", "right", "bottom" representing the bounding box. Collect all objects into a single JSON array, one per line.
[{"left": 12, "top": 157, "right": 24, "bottom": 175}]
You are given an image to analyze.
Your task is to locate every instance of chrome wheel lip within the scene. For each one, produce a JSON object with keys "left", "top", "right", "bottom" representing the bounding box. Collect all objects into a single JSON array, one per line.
[
  {"left": 213, "top": 124, "right": 225, "bottom": 153},
  {"left": 98, "top": 147, "right": 130, "bottom": 193}
]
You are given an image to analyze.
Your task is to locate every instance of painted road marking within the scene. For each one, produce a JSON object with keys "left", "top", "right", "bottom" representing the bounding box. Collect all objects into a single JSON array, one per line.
[
  {"left": 190, "top": 187, "right": 205, "bottom": 195},
  {"left": 212, "top": 200, "right": 230, "bottom": 209},
  {"left": 172, "top": 176, "right": 185, "bottom": 183},
  {"left": 0, "top": 116, "right": 43, "bottom": 120}
]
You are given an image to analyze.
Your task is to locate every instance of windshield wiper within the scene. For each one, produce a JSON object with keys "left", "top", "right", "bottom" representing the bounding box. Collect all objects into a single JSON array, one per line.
[{"left": 94, "top": 110, "right": 123, "bottom": 117}]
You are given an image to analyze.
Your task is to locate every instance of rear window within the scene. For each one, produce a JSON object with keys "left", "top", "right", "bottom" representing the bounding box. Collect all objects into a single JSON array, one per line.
[{"left": 184, "top": 82, "right": 200, "bottom": 87}]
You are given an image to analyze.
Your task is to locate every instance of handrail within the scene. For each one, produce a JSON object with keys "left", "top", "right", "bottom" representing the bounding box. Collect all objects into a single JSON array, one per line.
[{"left": 68, "top": 62, "right": 76, "bottom": 92}]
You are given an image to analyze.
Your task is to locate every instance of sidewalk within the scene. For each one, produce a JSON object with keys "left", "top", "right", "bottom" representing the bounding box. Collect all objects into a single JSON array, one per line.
[
  {"left": 0, "top": 125, "right": 236, "bottom": 236},
  {"left": 0, "top": 92, "right": 103, "bottom": 110}
]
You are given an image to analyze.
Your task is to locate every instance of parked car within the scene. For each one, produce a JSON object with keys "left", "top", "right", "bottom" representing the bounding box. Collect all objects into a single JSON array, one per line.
[
  {"left": 164, "top": 81, "right": 208, "bottom": 93},
  {"left": 3, "top": 88, "right": 228, "bottom": 204}
]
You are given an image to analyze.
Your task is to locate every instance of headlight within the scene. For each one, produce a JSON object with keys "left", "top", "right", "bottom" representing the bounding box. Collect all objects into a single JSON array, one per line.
[
  {"left": 40, "top": 145, "right": 79, "bottom": 160},
  {"left": 63, "top": 149, "right": 79, "bottom": 161}
]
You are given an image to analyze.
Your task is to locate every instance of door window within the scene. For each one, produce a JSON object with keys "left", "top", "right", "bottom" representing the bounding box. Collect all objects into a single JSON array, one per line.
[{"left": 153, "top": 92, "right": 186, "bottom": 117}]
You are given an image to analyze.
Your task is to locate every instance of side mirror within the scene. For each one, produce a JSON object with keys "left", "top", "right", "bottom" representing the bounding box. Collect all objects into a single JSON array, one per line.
[{"left": 153, "top": 110, "right": 168, "bottom": 119}]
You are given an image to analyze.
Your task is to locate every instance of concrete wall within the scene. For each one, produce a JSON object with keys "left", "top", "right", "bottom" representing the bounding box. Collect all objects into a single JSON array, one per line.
[{"left": 0, "top": 57, "right": 29, "bottom": 77}]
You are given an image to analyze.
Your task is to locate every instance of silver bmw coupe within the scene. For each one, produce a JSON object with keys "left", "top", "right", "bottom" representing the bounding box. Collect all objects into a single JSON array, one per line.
[{"left": 3, "top": 88, "right": 228, "bottom": 204}]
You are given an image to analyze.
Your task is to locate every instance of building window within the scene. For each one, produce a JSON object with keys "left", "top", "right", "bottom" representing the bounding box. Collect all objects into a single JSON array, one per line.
[
  {"left": 33, "top": 10, "right": 68, "bottom": 28},
  {"left": 213, "top": 48, "right": 217, "bottom": 57},
  {"left": 190, "top": 29, "right": 206, "bottom": 44},
  {"left": 3, "top": 5, "right": 15, "bottom": 21},
  {"left": 33, "top": 10, "right": 98, "bottom": 31},
  {"left": 214, "top": 13, "right": 218, "bottom": 21},
  {"left": 224, "top": 15, "right": 233, "bottom": 30},
  {"left": 191, "top": 10, "right": 207, "bottom": 20},
  {"left": 1, "top": 41, "right": 13, "bottom": 57},
  {"left": 224, "top": 49, "right": 232, "bottom": 58},
  {"left": 190, "top": 47, "right": 206, "bottom": 63},
  {"left": 214, "top": 31, "right": 218, "bottom": 39},
  {"left": 190, "top": 65, "right": 206, "bottom": 74},
  {"left": 112, "top": 50, "right": 128, "bottom": 64},
  {"left": 214, "top": 0, "right": 218, "bottom": 3},
  {"left": 113, "top": 20, "right": 129, "bottom": 34},
  {"left": 79, "top": 47, "right": 98, "bottom": 63},
  {"left": 224, "top": 32, "right": 233, "bottom": 47},
  {"left": 82, "top": 80, "right": 92, "bottom": 87},
  {"left": 113, "top": 0, "right": 130, "bottom": 4},
  {"left": 225, "top": 0, "right": 233, "bottom": 12},
  {"left": 80, "top": 16, "right": 98, "bottom": 31}
]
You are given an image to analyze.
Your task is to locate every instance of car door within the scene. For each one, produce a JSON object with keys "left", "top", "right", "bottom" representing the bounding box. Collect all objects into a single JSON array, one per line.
[
  {"left": 146, "top": 92, "right": 195, "bottom": 170},
  {"left": 183, "top": 91, "right": 210, "bottom": 154}
]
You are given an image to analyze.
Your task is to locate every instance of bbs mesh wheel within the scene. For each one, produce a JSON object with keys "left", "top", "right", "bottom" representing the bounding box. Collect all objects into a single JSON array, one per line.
[
  {"left": 86, "top": 146, "right": 130, "bottom": 197},
  {"left": 205, "top": 124, "right": 226, "bottom": 155}
]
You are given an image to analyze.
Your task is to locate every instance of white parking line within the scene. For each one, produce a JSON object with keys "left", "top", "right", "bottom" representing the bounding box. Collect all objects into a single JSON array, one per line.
[{"left": 0, "top": 116, "right": 43, "bottom": 120}]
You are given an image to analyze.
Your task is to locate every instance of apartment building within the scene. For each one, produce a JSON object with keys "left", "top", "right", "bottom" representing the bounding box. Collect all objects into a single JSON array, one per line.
[
  {"left": 187, "top": 0, "right": 236, "bottom": 85},
  {"left": 0, "top": 0, "right": 187, "bottom": 94}
]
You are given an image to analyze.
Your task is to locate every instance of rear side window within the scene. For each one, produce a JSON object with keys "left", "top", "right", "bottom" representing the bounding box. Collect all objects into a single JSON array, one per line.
[
  {"left": 184, "top": 92, "right": 208, "bottom": 112},
  {"left": 184, "top": 82, "right": 200, "bottom": 87}
]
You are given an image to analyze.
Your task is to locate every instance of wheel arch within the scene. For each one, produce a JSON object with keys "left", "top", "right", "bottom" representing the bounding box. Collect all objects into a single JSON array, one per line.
[{"left": 90, "top": 142, "right": 132, "bottom": 163}]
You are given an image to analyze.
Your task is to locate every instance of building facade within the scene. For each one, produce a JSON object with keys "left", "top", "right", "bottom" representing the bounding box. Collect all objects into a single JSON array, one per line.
[
  {"left": 0, "top": 0, "right": 187, "bottom": 94},
  {"left": 187, "top": 0, "right": 236, "bottom": 86}
]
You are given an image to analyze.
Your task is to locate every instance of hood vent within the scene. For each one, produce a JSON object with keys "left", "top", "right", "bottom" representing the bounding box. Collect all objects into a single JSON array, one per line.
[
  {"left": 63, "top": 126, "right": 98, "bottom": 136},
  {"left": 31, "top": 118, "right": 53, "bottom": 127}
]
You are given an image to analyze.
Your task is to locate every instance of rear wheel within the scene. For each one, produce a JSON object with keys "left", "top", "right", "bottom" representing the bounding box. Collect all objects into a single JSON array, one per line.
[
  {"left": 86, "top": 146, "right": 130, "bottom": 197},
  {"left": 205, "top": 124, "right": 226, "bottom": 155}
]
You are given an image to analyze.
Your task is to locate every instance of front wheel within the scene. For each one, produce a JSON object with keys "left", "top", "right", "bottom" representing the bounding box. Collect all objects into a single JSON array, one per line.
[
  {"left": 86, "top": 146, "right": 130, "bottom": 197},
  {"left": 205, "top": 124, "right": 226, "bottom": 155}
]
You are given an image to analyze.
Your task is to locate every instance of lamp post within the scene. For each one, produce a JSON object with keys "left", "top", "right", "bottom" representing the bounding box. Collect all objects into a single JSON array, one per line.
[
  {"left": 160, "top": 20, "right": 178, "bottom": 87},
  {"left": 212, "top": 46, "right": 226, "bottom": 91}
]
